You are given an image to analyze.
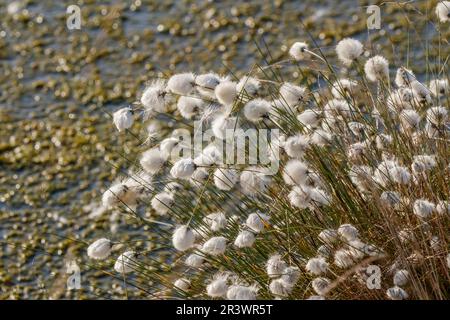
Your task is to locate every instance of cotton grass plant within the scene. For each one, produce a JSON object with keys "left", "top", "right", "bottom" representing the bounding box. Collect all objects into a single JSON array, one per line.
[{"left": 88, "top": 3, "right": 449, "bottom": 300}]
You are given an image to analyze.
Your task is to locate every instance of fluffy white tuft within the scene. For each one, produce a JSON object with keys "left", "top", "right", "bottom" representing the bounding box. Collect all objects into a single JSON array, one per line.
[
  {"left": 336, "top": 38, "right": 363, "bottom": 65},
  {"left": 364, "top": 55, "right": 389, "bottom": 82},
  {"left": 243, "top": 98, "right": 271, "bottom": 122},
  {"left": 140, "top": 148, "right": 165, "bottom": 174},
  {"left": 204, "top": 212, "right": 227, "bottom": 231},
  {"left": 334, "top": 249, "right": 355, "bottom": 268},
  {"left": 140, "top": 80, "right": 170, "bottom": 114},
  {"left": 311, "top": 277, "right": 330, "bottom": 296},
  {"left": 113, "top": 107, "right": 134, "bottom": 132},
  {"left": 237, "top": 76, "right": 261, "bottom": 97},
  {"left": 207, "top": 274, "right": 229, "bottom": 298},
  {"left": 338, "top": 224, "right": 359, "bottom": 242},
  {"left": 177, "top": 96, "right": 204, "bottom": 119},
  {"left": 289, "top": 42, "right": 309, "bottom": 61},
  {"left": 170, "top": 158, "right": 196, "bottom": 179},
  {"left": 279, "top": 83, "right": 308, "bottom": 107},
  {"left": 167, "top": 73, "right": 195, "bottom": 95},
  {"left": 185, "top": 252, "right": 204, "bottom": 268},
  {"left": 234, "top": 230, "right": 256, "bottom": 248},
  {"left": 202, "top": 236, "right": 227, "bottom": 255},
  {"left": 239, "top": 167, "right": 272, "bottom": 196},
  {"left": 152, "top": 194, "right": 174, "bottom": 217},
  {"left": 436, "top": 1, "right": 450, "bottom": 23},
  {"left": 87, "top": 238, "right": 112, "bottom": 260},
  {"left": 266, "top": 254, "right": 287, "bottom": 278},
  {"left": 395, "top": 67, "right": 416, "bottom": 87},
  {"left": 245, "top": 212, "right": 270, "bottom": 233},
  {"left": 195, "top": 73, "right": 222, "bottom": 99},
  {"left": 284, "top": 134, "right": 310, "bottom": 158},
  {"left": 306, "top": 257, "right": 329, "bottom": 275},
  {"left": 174, "top": 278, "right": 191, "bottom": 291},
  {"left": 429, "top": 78, "right": 449, "bottom": 97},
  {"left": 226, "top": 284, "right": 258, "bottom": 300},
  {"left": 212, "top": 115, "right": 239, "bottom": 140},
  {"left": 213, "top": 168, "right": 239, "bottom": 191},
  {"left": 114, "top": 251, "right": 136, "bottom": 274},
  {"left": 172, "top": 225, "right": 195, "bottom": 251},
  {"left": 331, "top": 79, "right": 359, "bottom": 99},
  {"left": 386, "top": 286, "right": 409, "bottom": 300},
  {"left": 413, "top": 199, "right": 435, "bottom": 219}
]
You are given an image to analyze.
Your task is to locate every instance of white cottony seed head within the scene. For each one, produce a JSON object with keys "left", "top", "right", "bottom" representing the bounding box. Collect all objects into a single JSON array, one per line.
[
  {"left": 283, "top": 159, "right": 308, "bottom": 185},
  {"left": 226, "top": 284, "right": 258, "bottom": 300},
  {"left": 114, "top": 251, "right": 136, "bottom": 274},
  {"left": 185, "top": 252, "right": 204, "bottom": 268},
  {"left": 334, "top": 249, "right": 355, "bottom": 269},
  {"left": 395, "top": 67, "right": 416, "bottom": 87},
  {"left": 170, "top": 158, "right": 196, "bottom": 179},
  {"left": 288, "top": 185, "right": 312, "bottom": 209},
  {"left": 202, "top": 236, "right": 227, "bottom": 255},
  {"left": 429, "top": 79, "right": 449, "bottom": 96},
  {"left": 281, "top": 266, "right": 301, "bottom": 287},
  {"left": 151, "top": 192, "right": 174, "bottom": 216},
  {"left": 213, "top": 168, "right": 239, "bottom": 191},
  {"left": 269, "top": 278, "right": 292, "bottom": 297},
  {"left": 311, "top": 277, "right": 330, "bottom": 296},
  {"left": 266, "top": 254, "right": 287, "bottom": 278},
  {"left": 207, "top": 274, "right": 229, "bottom": 298},
  {"left": 215, "top": 81, "right": 237, "bottom": 107},
  {"left": 140, "top": 80, "right": 170, "bottom": 113},
  {"left": 279, "top": 83, "right": 307, "bottom": 107},
  {"left": 393, "top": 269, "right": 409, "bottom": 286},
  {"left": 297, "top": 109, "right": 322, "bottom": 127},
  {"left": 338, "top": 224, "right": 359, "bottom": 242},
  {"left": 239, "top": 167, "right": 272, "bottom": 196},
  {"left": 426, "top": 106, "right": 448, "bottom": 126},
  {"left": 386, "top": 286, "right": 409, "bottom": 300},
  {"left": 204, "top": 212, "right": 227, "bottom": 232},
  {"left": 436, "top": 1, "right": 450, "bottom": 23},
  {"left": 177, "top": 96, "right": 204, "bottom": 119},
  {"left": 364, "top": 55, "right": 389, "bottom": 82},
  {"left": 234, "top": 230, "right": 256, "bottom": 248},
  {"left": 195, "top": 73, "right": 222, "bottom": 99},
  {"left": 318, "top": 229, "right": 339, "bottom": 244},
  {"left": 245, "top": 212, "right": 270, "bottom": 233},
  {"left": 336, "top": 38, "right": 363, "bottom": 66},
  {"left": 243, "top": 98, "right": 271, "bottom": 122},
  {"left": 284, "top": 134, "right": 310, "bottom": 159},
  {"left": 306, "top": 257, "right": 329, "bottom": 275},
  {"left": 411, "top": 80, "right": 432, "bottom": 104},
  {"left": 331, "top": 79, "right": 359, "bottom": 99},
  {"left": 113, "top": 107, "right": 134, "bottom": 132},
  {"left": 167, "top": 73, "right": 195, "bottom": 95},
  {"left": 237, "top": 76, "right": 261, "bottom": 97},
  {"left": 140, "top": 148, "right": 165, "bottom": 174},
  {"left": 212, "top": 115, "right": 239, "bottom": 140},
  {"left": 436, "top": 200, "right": 450, "bottom": 215},
  {"left": 172, "top": 225, "right": 195, "bottom": 251},
  {"left": 289, "top": 42, "right": 309, "bottom": 61},
  {"left": 174, "top": 278, "right": 191, "bottom": 291}
]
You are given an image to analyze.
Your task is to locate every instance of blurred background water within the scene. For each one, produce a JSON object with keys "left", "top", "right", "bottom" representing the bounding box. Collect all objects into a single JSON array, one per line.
[{"left": 0, "top": 0, "right": 446, "bottom": 299}]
